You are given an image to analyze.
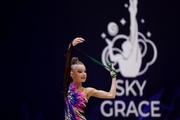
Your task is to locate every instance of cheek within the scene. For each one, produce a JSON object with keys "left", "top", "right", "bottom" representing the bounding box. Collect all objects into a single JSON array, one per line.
[{"left": 74, "top": 73, "right": 81, "bottom": 78}]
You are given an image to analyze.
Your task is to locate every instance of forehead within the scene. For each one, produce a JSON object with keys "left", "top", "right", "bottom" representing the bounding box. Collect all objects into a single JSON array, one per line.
[{"left": 71, "top": 64, "right": 86, "bottom": 70}]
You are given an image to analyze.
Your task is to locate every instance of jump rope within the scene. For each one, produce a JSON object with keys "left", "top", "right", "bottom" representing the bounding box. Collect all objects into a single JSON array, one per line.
[{"left": 74, "top": 47, "right": 117, "bottom": 78}]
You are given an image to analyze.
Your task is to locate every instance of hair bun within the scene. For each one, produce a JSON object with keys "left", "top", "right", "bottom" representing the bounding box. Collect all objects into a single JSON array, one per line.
[{"left": 71, "top": 57, "right": 79, "bottom": 65}]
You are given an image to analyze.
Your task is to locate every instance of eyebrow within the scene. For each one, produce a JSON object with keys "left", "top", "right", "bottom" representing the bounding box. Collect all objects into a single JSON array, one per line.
[{"left": 77, "top": 69, "right": 86, "bottom": 71}]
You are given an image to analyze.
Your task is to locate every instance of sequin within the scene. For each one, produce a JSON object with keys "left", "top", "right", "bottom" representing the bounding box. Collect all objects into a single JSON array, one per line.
[{"left": 65, "top": 83, "right": 88, "bottom": 120}]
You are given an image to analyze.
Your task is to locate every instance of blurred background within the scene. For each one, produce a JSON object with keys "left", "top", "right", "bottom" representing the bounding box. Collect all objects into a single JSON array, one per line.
[{"left": 1, "top": 0, "right": 180, "bottom": 120}]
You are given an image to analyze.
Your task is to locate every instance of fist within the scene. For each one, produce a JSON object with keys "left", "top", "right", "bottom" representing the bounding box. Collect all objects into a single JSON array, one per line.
[{"left": 108, "top": 63, "right": 116, "bottom": 76}]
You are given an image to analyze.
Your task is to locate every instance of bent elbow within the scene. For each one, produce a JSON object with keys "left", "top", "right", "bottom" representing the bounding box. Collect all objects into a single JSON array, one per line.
[
  {"left": 109, "top": 94, "right": 116, "bottom": 99},
  {"left": 112, "top": 94, "right": 116, "bottom": 99}
]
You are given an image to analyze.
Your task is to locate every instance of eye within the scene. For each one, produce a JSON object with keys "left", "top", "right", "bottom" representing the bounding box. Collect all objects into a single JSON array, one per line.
[{"left": 78, "top": 71, "right": 82, "bottom": 73}]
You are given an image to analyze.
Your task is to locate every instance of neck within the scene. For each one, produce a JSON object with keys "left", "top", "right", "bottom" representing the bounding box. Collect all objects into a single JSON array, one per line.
[{"left": 72, "top": 81, "right": 82, "bottom": 89}]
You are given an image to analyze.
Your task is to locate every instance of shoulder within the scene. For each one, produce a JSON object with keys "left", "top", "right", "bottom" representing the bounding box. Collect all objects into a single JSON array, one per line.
[
  {"left": 84, "top": 87, "right": 97, "bottom": 99},
  {"left": 85, "top": 87, "right": 96, "bottom": 93}
]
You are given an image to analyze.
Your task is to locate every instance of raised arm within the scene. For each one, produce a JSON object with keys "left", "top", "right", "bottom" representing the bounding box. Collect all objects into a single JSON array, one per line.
[
  {"left": 63, "top": 37, "right": 84, "bottom": 83},
  {"left": 86, "top": 64, "right": 117, "bottom": 99},
  {"left": 63, "top": 37, "right": 85, "bottom": 105}
]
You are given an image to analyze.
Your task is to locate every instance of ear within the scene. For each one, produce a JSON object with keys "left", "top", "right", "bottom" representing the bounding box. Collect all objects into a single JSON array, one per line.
[{"left": 70, "top": 71, "right": 73, "bottom": 78}]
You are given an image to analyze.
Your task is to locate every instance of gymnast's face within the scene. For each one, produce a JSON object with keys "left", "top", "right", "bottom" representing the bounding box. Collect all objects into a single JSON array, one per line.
[{"left": 70, "top": 64, "right": 87, "bottom": 83}]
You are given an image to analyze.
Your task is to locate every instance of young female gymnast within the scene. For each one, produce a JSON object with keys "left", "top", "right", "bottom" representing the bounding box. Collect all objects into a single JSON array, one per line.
[{"left": 63, "top": 37, "right": 117, "bottom": 120}]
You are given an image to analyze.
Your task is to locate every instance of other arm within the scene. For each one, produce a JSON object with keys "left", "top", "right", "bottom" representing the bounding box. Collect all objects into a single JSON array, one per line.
[{"left": 86, "top": 64, "right": 116, "bottom": 99}]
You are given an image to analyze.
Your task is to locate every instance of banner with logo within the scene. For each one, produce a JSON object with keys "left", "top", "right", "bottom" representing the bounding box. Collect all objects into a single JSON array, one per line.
[
  {"left": 99, "top": 0, "right": 159, "bottom": 119},
  {"left": 73, "top": 0, "right": 180, "bottom": 120}
]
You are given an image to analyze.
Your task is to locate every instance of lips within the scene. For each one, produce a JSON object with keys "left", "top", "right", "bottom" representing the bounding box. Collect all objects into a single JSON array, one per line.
[{"left": 81, "top": 77, "right": 86, "bottom": 79}]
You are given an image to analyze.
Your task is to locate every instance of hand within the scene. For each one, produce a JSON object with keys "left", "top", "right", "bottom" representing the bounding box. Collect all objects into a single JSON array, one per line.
[
  {"left": 109, "top": 64, "right": 116, "bottom": 77},
  {"left": 72, "top": 37, "right": 85, "bottom": 46}
]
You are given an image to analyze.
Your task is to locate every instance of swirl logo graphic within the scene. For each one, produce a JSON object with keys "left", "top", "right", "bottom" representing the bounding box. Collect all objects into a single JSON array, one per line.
[{"left": 101, "top": 0, "right": 157, "bottom": 78}]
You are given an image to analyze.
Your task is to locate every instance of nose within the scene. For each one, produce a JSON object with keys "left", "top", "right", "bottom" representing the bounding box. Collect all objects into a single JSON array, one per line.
[{"left": 83, "top": 72, "right": 86, "bottom": 76}]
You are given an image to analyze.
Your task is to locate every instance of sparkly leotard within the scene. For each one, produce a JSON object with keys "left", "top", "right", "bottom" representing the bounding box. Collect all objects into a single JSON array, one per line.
[{"left": 65, "top": 83, "right": 88, "bottom": 120}]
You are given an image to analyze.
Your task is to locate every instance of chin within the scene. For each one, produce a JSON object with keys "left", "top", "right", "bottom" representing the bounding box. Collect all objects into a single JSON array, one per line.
[{"left": 82, "top": 79, "right": 86, "bottom": 82}]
